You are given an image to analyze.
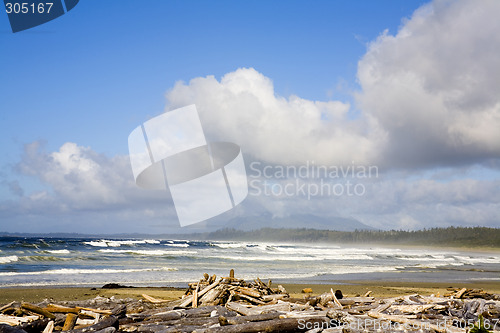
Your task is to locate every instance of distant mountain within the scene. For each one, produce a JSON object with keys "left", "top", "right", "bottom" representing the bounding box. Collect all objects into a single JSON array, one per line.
[{"left": 219, "top": 213, "right": 373, "bottom": 232}]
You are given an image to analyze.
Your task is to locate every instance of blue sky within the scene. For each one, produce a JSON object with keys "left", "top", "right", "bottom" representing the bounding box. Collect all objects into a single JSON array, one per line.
[{"left": 1, "top": 0, "right": 499, "bottom": 233}]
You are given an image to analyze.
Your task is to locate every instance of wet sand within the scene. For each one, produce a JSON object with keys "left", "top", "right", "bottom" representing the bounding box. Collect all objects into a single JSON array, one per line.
[{"left": 2, "top": 280, "right": 499, "bottom": 304}]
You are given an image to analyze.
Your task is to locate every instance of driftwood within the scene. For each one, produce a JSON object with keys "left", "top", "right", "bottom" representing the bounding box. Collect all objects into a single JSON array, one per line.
[
  {"left": 62, "top": 314, "right": 78, "bottom": 331},
  {"left": 66, "top": 316, "right": 118, "bottom": 333},
  {"left": 43, "top": 305, "right": 77, "bottom": 314},
  {"left": 41, "top": 321, "right": 53, "bottom": 333},
  {"left": 20, "top": 305, "right": 54, "bottom": 320},
  {"left": 367, "top": 311, "right": 465, "bottom": 333},
  {"left": 0, "top": 315, "right": 39, "bottom": 326},
  {"left": 19, "top": 319, "right": 50, "bottom": 333},
  {"left": 0, "top": 304, "right": 16, "bottom": 314},
  {"left": 3, "top": 272, "right": 500, "bottom": 333},
  {"left": 0, "top": 324, "right": 29, "bottom": 333}
]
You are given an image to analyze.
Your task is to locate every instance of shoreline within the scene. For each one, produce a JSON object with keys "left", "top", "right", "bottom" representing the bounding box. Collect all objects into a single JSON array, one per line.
[{"left": 2, "top": 279, "right": 500, "bottom": 304}]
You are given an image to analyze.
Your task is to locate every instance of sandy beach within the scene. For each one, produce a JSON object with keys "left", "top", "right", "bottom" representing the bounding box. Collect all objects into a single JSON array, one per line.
[{"left": 2, "top": 280, "right": 500, "bottom": 304}]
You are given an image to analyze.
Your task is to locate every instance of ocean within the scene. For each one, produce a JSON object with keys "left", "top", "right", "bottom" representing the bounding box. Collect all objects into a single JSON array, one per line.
[{"left": 0, "top": 237, "right": 499, "bottom": 288}]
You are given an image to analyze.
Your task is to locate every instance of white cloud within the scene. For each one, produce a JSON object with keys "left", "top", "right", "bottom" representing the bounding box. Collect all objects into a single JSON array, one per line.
[
  {"left": 357, "top": 0, "right": 500, "bottom": 168},
  {"left": 165, "top": 68, "right": 385, "bottom": 166}
]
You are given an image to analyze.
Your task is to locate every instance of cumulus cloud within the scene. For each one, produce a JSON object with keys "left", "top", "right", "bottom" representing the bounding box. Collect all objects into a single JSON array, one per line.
[
  {"left": 16, "top": 141, "right": 135, "bottom": 210},
  {"left": 357, "top": 0, "right": 500, "bottom": 168},
  {"left": 0, "top": 142, "right": 179, "bottom": 233},
  {"left": 165, "top": 68, "right": 384, "bottom": 166}
]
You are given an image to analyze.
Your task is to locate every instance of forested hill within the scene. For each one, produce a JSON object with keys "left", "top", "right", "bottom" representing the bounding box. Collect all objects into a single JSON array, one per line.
[{"left": 204, "top": 226, "right": 500, "bottom": 248}]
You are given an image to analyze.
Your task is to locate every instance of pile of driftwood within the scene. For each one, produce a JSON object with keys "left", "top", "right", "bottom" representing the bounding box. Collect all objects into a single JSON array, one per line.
[
  {"left": 160, "top": 270, "right": 289, "bottom": 308},
  {"left": 1, "top": 273, "right": 500, "bottom": 333}
]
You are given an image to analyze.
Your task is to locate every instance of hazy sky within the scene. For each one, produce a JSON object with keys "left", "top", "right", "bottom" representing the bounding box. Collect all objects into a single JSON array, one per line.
[{"left": 1, "top": 0, "right": 499, "bottom": 234}]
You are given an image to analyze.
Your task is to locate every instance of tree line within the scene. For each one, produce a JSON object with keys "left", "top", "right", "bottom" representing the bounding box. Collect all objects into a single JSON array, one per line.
[{"left": 203, "top": 226, "right": 500, "bottom": 248}]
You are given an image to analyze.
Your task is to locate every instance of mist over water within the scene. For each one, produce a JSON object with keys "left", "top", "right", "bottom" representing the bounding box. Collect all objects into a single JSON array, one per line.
[{"left": 1, "top": 237, "right": 499, "bottom": 288}]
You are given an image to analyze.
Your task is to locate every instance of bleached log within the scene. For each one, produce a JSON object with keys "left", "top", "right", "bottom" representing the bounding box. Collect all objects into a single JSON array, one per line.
[
  {"left": 236, "top": 287, "right": 261, "bottom": 298},
  {"left": 261, "top": 294, "right": 286, "bottom": 302},
  {"left": 199, "top": 286, "right": 225, "bottom": 306},
  {"left": 226, "top": 302, "right": 291, "bottom": 316},
  {"left": 145, "top": 310, "right": 183, "bottom": 322},
  {"left": 0, "top": 314, "right": 39, "bottom": 326},
  {"left": 455, "top": 288, "right": 467, "bottom": 299},
  {"left": 225, "top": 302, "right": 253, "bottom": 316},
  {"left": 367, "top": 311, "right": 465, "bottom": 333},
  {"left": 341, "top": 297, "right": 375, "bottom": 303},
  {"left": 182, "top": 280, "right": 221, "bottom": 307},
  {"left": 337, "top": 299, "right": 354, "bottom": 306},
  {"left": 330, "top": 289, "right": 342, "bottom": 308},
  {"left": 66, "top": 316, "right": 118, "bottom": 333},
  {"left": 389, "top": 304, "right": 435, "bottom": 314},
  {"left": 141, "top": 294, "right": 169, "bottom": 304},
  {"left": 42, "top": 321, "right": 54, "bottom": 333},
  {"left": 75, "top": 308, "right": 112, "bottom": 316},
  {"left": 197, "top": 316, "right": 331, "bottom": 333},
  {"left": 199, "top": 280, "right": 221, "bottom": 298},
  {"left": 233, "top": 294, "right": 266, "bottom": 305},
  {"left": 220, "top": 313, "right": 281, "bottom": 326},
  {"left": 279, "top": 310, "right": 330, "bottom": 318},
  {"left": 192, "top": 283, "right": 200, "bottom": 308}
]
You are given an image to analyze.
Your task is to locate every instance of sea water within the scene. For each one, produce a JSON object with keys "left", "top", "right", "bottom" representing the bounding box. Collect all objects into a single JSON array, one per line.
[{"left": 0, "top": 237, "right": 499, "bottom": 288}]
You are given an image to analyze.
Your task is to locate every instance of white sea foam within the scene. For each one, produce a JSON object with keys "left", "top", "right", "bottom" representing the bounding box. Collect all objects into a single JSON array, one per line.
[
  {"left": 322, "top": 265, "right": 400, "bottom": 275},
  {"left": 98, "top": 249, "right": 196, "bottom": 256},
  {"left": 84, "top": 239, "right": 160, "bottom": 247},
  {"left": 165, "top": 243, "right": 190, "bottom": 248},
  {"left": 453, "top": 255, "right": 500, "bottom": 264},
  {"left": 0, "top": 267, "right": 177, "bottom": 276},
  {"left": 0, "top": 255, "right": 19, "bottom": 264},
  {"left": 211, "top": 242, "right": 247, "bottom": 249},
  {"left": 208, "top": 255, "right": 324, "bottom": 261},
  {"left": 46, "top": 250, "right": 71, "bottom": 254}
]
